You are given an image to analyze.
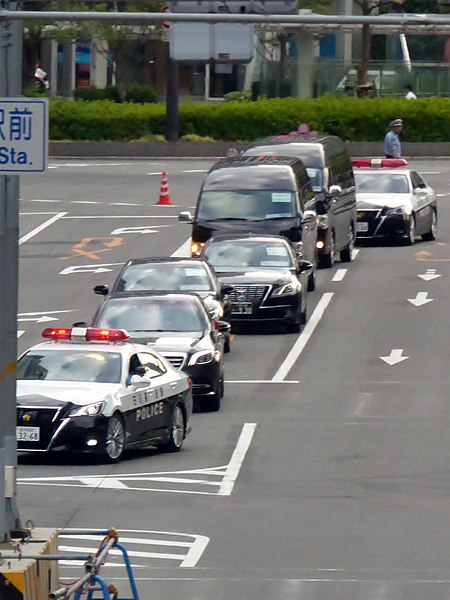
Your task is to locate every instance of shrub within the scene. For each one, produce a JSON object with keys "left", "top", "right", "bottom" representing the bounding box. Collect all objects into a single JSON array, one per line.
[{"left": 125, "top": 84, "right": 158, "bottom": 104}]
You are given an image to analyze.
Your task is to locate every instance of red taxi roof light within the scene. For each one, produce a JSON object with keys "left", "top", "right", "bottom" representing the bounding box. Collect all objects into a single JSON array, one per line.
[
  {"left": 42, "top": 328, "right": 72, "bottom": 340},
  {"left": 41, "top": 327, "right": 129, "bottom": 342},
  {"left": 85, "top": 328, "right": 129, "bottom": 342},
  {"left": 352, "top": 158, "right": 408, "bottom": 169}
]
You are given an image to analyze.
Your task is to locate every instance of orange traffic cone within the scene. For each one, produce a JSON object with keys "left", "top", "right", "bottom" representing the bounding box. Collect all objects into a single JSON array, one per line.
[{"left": 156, "top": 171, "right": 172, "bottom": 205}]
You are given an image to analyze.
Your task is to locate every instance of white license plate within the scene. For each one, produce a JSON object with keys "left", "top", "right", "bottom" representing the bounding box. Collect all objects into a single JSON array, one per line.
[
  {"left": 356, "top": 222, "right": 369, "bottom": 232},
  {"left": 16, "top": 426, "right": 40, "bottom": 442},
  {"left": 231, "top": 302, "right": 253, "bottom": 315}
]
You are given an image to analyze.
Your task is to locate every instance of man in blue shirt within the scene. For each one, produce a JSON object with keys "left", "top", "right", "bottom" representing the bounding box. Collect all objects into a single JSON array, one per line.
[{"left": 384, "top": 119, "right": 403, "bottom": 158}]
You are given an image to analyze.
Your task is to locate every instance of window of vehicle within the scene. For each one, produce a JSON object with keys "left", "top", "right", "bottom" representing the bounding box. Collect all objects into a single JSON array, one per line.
[
  {"left": 197, "top": 190, "right": 296, "bottom": 221},
  {"left": 204, "top": 240, "right": 294, "bottom": 272},
  {"left": 117, "top": 263, "right": 213, "bottom": 293},
  {"left": 17, "top": 350, "right": 122, "bottom": 383},
  {"left": 354, "top": 173, "right": 409, "bottom": 194},
  {"left": 97, "top": 297, "right": 206, "bottom": 333},
  {"left": 137, "top": 352, "right": 167, "bottom": 378},
  {"left": 410, "top": 172, "right": 427, "bottom": 189}
]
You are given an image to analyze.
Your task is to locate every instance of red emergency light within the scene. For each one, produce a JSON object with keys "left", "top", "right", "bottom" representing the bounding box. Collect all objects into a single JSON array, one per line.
[
  {"left": 42, "top": 327, "right": 130, "bottom": 342},
  {"left": 352, "top": 158, "right": 408, "bottom": 169}
]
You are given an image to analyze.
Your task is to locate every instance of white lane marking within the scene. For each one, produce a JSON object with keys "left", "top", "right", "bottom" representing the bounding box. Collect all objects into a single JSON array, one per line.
[
  {"left": 418, "top": 268, "right": 441, "bottom": 281},
  {"left": 18, "top": 423, "right": 256, "bottom": 496},
  {"left": 63, "top": 215, "right": 179, "bottom": 219},
  {"left": 60, "top": 263, "right": 123, "bottom": 275},
  {"left": 18, "top": 310, "right": 76, "bottom": 315},
  {"left": 183, "top": 169, "right": 208, "bottom": 173},
  {"left": 218, "top": 422, "right": 256, "bottom": 495},
  {"left": 379, "top": 348, "right": 409, "bottom": 366},
  {"left": 20, "top": 212, "right": 59, "bottom": 215},
  {"left": 111, "top": 225, "right": 171, "bottom": 235},
  {"left": 147, "top": 171, "right": 163, "bottom": 175},
  {"left": 408, "top": 291, "right": 433, "bottom": 306},
  {"left": 96, "top": 577, "right": 450, "bottom": 583},
  {"left": 332, "top": 269, "right": 347, "bottom": 282},
  {"left": 17, "top": 331, "right": 24, "bottom": 338},
  {"left": 18, "top": 315, "right": 58, "bottom": 323},
  {"left": 352, "top": 248, "right": 360, "bottom": 259},
  {"left": 110, "top": 202, "right": 140, "bottom": 206},
  {"left": 272, "top": 292, "right": 334, "bottom": 382},
  {"left": 226, "top": 380, "right": 299, "bottom": 384},
  {"left": 353, "top": 392, "right": 374, "bottom": 417},
  {"left": 28, "top": 199, "right": 61, "bottom": 203},
  {"left": 58, "top": 529, "right": 208, "bottom": 569},
  {"left": 19, "top": 212, "right": 67, "bottom": 245},
  {"left": 72, "top": 200, "right": 102, "bottom": 204},
  {"left": 436, "top": 193, "right": 450, "bottom": 197},
  {"left": 421, "top": 171, "right": 441, "bottom": 175},
  {"left": 171, "top": 237, "right": 191, "bottom": 257}
]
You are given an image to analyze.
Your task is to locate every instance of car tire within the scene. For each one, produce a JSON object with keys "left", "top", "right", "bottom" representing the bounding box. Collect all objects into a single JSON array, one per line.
[
  {"left": 422, "top": 210, "right": 437, "bottom": 241},
  {"left": 307, "top": 272, "right": 316, "bottom": 292},
  {"left": 286, "top": 320, "right": 301, "bottom": 334},
  {"left": 102, "top": 413, "right": 126, "bottom": 462},
  {"left": 300, "top": 294, "right": 307, "bottom": 325},
  {"left": 404, "top": 215, "right": 416, "bottom": 245},
  {"left": 224, "top": 334, "right": 231, "bottom": 354},
  {"left": 339, "top": 226, "right": 354, "bottom": 262},
  {"left": 321, "top": 232, "right": 335, "bottom": 268},
  {"left": 207, "top": 376, "right": 224, "bottom": 412},
  {"left": 160, "top": 403, "right": 185, "bottom": 453}
]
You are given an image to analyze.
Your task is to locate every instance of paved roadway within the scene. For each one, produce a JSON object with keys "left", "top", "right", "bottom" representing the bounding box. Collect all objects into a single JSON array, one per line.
[{"left": 15, "top": 158, "right": 450, "bottom": 599}]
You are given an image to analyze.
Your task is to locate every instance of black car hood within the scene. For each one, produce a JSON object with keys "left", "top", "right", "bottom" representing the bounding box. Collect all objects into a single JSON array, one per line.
[
  {"left": 194, "top": 219, "right": 302, "bottom": 243},
  {"left": 216, "top": 270, "right": 294, "bottom": 286}
]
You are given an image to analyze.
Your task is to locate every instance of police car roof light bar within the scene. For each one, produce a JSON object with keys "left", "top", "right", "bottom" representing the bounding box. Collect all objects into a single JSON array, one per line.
[
  {"left": 42, "top": 327, "right": 130, "bottom": 342},
  {"left": 352, "top": 158, "right": 408, "bottom": 168}
]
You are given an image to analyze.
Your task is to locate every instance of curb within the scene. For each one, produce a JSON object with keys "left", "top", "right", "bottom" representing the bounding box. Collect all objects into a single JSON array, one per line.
[{"left": 48, "top": 141, "right": 450, "bottom": 159}]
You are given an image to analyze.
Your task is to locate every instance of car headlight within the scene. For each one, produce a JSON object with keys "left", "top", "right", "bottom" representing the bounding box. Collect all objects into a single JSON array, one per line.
[
  {"left": 316, "top": 214, "right": 329, "bottom": 228},
  {"left": 271, "top": 282, "right": 299, "bottom": 297},
  {"left": 386, "top": 205, "right": 407, "bottom": 216},
  {"left": 69, "top": 402, "right": 104, "bottom": 417},
  {"left": 188, "top": 351, "right": 213, "bottom": 366}
]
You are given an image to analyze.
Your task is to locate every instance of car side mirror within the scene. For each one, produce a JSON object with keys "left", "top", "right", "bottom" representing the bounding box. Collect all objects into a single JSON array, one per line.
[
  {"left": 301, "top": 210, "right": 317, "bottom": 225},
  {"left": 221, "top": 283, "right": 234, "bottom": 296},
  {"left": 129, "top": 373, "right": 148, "bottom": 388},
  {"left": 297, "top": 260, "right": 314, "bottom": 273},
  {"left": 328, "top": 185, "right": 342, "bottom": 197},
  {"left": 73, "top": 321, "right": 88, "bottom": 327},
  {"left": 93, "top": 284, "right": 109, "bottom": 296},
  {"left": 217, "top": 320, "right": 231, "bottom": 334},
  {"left": 178, "top": 211, "right": 193, "bottom": 223}
]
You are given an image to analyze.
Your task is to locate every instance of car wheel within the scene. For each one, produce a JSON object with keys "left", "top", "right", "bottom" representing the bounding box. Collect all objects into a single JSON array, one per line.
[
  {"left": 321, "top": 232, "right": 335, "bottom": 268},
  {"left": 102, "top": 413, "right": 126, "bottom": 462},
  {"left": 300, "top": 293, "right": 307, "bottom": 325},
  {"left": 160, "top": 403, "right": 185, "bottom": 453},
  {"left": 286, "top": 320, "right": 301, "bottom": 334},
  {"left": 404, "top": 215, "right": 416, "bottom": 245},
  {"left": 422, "top": 210, "right": 437, "bottom": 241},
  {"left": 224, "top": 333, "right": 231, "bottom": 354},
  {"left": 307, "top": 272, "right": 316, "bottom": 292},
  {"left": 207, "top": 376, "right": 223, "bottom": 412},
  {"left": 339, "top": 226, "right": 354, "bottom": 262}
]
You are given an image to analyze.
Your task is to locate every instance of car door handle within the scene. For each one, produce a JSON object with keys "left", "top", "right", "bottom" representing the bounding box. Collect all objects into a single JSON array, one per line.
[{"left": 170, "top": 382, "right": 177, "bottom": 389}]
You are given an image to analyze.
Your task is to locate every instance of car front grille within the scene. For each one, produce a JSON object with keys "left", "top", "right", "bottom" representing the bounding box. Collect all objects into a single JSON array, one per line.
[
  {"left": 227, "top": 285, "right": 270, "bottom": 302},
  {"left": 160, "top": 352, "right": 187, "bottom": 370},
  {"left": 357, "top": 209, "right": 382, "bottom": 237},
  {"left": 17, "top": 406, "right": 61, "bottom": 451}
]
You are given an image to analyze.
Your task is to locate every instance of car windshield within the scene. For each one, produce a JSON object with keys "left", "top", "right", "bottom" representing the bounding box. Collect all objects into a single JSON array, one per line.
[
  {"left": 355, "top": 172, "right": 409, "bottom": 194},
  {"left": 306, "top": 168, "right": 323, "bottom": 188},
  {"left": 117, "top": 263, "right": 213, "bottom": 293},
  {"left": 198, "top": 190, "right": 296, "bottom": 221},
  {"left": 97, "top": 297, "right": 206, "bottom": 333},
  {"left": 17, "top": 350, "right": 122, "bottom": 383},
  {"left": 204, "top": 240, "right": 294, "bottom": 272}
]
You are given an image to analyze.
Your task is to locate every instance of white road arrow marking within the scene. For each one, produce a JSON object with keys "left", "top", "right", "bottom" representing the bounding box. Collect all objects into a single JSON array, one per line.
[
  {"left": 110, "top": 226, "right": 170, "bottom": 235},
  {"left": 380, "top": 349, "right": 409, "bottom": 366},
  {"left": 60, "top": 263, "right": 123, "bottom": 275},
  {"left": 408, "top": 292, "right": 434, "bottom": 307},
  {"left": 17, "top": 331, "right": 24, "bottom": 338},
  {"left": 17, "top": 315, "right": 59, "bottom": 323},
  {"left": 418, "top": 268, "right": 441, "bottom": 281}
]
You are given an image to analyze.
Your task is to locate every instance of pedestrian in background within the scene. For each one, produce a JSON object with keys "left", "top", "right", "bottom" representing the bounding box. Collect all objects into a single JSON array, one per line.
[
  {"left": 384, "top": 119, "right": 403, "bottom": 158},
  {"left": 403, "top": 84, "right": 417, "bottom": 100},
  {"left": 34, "top": 62, "right": 49, "bottom": 91}
]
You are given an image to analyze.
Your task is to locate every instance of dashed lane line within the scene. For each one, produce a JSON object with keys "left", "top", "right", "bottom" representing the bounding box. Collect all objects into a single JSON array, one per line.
[{"left": 332, "top": 269, "right": 347, "bottom": 282}]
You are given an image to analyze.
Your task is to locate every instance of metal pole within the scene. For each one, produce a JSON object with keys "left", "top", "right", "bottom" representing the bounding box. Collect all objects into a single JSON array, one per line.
[
  {"left": 165, "top": 53, "right": 179, "bottom": 142},
  {"left": 0, "top": 0, "right": 22, "bottom": 541}
]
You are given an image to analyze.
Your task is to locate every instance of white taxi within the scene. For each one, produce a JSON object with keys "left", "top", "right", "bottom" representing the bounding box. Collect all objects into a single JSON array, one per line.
[
  {"left": 353, "top": 158, "right": 437, "bottom": 244},
  {"left": 16, "top": 327, "right": 193, "bottom": 461}
]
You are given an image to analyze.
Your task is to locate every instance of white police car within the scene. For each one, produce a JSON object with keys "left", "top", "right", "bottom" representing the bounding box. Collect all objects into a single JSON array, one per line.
[
  {"left": 353, "top": 158, "right": 437, "bottom": 244},
  {"left": 16, "top": 327, "right": 193, "bottom": 461}
]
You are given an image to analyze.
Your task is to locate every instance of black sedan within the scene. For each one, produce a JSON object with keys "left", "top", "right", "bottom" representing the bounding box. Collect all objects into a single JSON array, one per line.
[
  {"left": 93, "top": 257, "right": 232, "bottom": 352},
  {"left": 91, "top": 293, "right": 226, "bottom": 412},
  {"left": 199, "top": 235, "right": 312, "bottom": 333}
]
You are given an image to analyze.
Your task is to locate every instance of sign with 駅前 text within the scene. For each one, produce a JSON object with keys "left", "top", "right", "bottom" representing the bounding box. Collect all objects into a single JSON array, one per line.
[{"left": 0, "top": 98, "right": 48, "bottom": 173}]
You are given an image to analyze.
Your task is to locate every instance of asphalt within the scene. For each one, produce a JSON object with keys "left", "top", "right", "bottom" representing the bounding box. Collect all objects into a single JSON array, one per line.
[{"left": 16, "top": 158, "right": 450, "bottom": 600}]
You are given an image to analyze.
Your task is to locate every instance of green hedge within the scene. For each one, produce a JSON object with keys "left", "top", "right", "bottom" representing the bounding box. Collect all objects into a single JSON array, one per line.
[{"left": 49, "top": 96, "right": 450, "bottom": 142}]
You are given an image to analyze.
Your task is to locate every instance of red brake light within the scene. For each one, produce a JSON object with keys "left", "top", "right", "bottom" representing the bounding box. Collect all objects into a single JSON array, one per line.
[
  {"left": 214, "top": 321, "right": 220, "bottom": 331},
  {"left": 352, "top": 158, "right": 408, "bottom": 168},
  {"left": 85, "top": 328, "right": 129, "bottom": 341},
  {"left": 42, "top": 328, "right": 72, "bottom": 340}
]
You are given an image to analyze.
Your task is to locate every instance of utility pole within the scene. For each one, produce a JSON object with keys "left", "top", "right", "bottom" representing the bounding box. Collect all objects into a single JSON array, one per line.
[{"left": 0, "top": 0, "right": 22, "bottom": 541}]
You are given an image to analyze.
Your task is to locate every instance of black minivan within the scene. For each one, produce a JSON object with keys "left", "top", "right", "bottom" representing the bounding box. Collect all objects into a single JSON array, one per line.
[
  {"left": 178, "top": 156, "right": 318, "bottom": 290},
  {"left": 242, "top": 135, "right": 357, "bottom": 268}
]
